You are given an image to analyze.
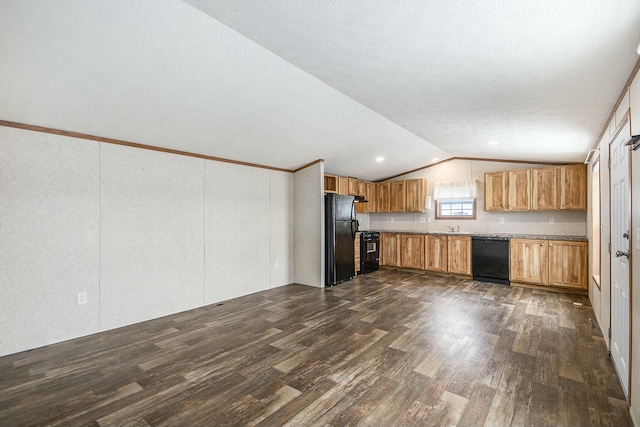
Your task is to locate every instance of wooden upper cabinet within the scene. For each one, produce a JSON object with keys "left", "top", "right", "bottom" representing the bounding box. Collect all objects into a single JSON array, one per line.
[
  {"left": 380, "top": 233, "right": 401, "bottom": 267},
  {"left": 507, "top": 169, "right": 531, "bottom": 211},
  {"left": 532, "top": 167, "right": 557, "bottom": 210},
  {"left": 405, "top": 179, "right": 427, "bottom": 212},
  {"left": 484, "top": 172, "right": 507, "bottom": 211},
  {"left": 401, "top": 234, "right": 425, "bottom": 269},
  {"left": 558, "top": 165, "right": 586, "bottom": 210},
  {"left": 356, "top": 181, "right": 368, "bottom": 214},
  {"left": 447, "top": 235, "right": 471, "bottom": 275},
  {"left": 366, "top": 182, "right": 376, "bottom": 213},
  {"left": 390, "top": 181, "right": 407, "bottom": 212},
  {"left": 324, "top": 175, "right": 338, "bottom": 193},
  {"left": 547, "top": 240, "right": 587, "bottom": 289},
  {"left": 510, "top": 239, "right": 548, "bottom": 284},
  {"left": 425, "top": 235, "right": 448, "bottom": 272},
  {"left": 337, "top": 176, "right": 349, "bottom": 195},
  {"left": 348, "top": 178, "right": 358, "bottom": 196},
  {"left": 376, "top": 182, "right": 391, "bottom": 213}
]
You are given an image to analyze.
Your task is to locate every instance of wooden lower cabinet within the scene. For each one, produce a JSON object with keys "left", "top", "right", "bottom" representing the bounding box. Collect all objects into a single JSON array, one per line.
[
  {"left": 425, "top": 235, "right": 448, "bottom": 272},
  {"left": 381, "top": 233, "right": 470, "bottom": 275},
  {"left": 510, "top": 239, "right": 548, "bottom": 284},
  {"left": 401, "top": 234, "right": 424, "bottom": 269},
  {"left": 447, "top": 235, "right": 472, "bottom": 275},
  {"left": 548, "top": 240, "right": 588, "bottom": 289},
  {"left": 510, "top": 238, "right": 587, "bottom": 291},
  {"left": 380, "top": 233, "right": 401, "bottom": 267}
]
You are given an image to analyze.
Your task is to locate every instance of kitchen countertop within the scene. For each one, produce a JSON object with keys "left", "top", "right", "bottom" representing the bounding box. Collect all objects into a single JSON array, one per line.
[{"left": 360, "top": 230, "right": 587, "bottom": 242}]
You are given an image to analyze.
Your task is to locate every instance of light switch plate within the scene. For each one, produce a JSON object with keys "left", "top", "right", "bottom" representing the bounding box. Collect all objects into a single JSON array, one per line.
[{"left": 77, "top": 292, "right": 88, "bottom": 305}]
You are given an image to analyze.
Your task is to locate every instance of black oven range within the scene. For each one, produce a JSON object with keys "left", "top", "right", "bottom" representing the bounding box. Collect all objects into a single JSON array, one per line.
[{"left": 360, "top": 231, "right": 380, "bottom": 274}]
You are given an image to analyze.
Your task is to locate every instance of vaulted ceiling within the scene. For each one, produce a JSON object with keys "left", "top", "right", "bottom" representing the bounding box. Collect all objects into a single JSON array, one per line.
[{"left": 1, "top": 1, "right": 639, "bottom": 180}]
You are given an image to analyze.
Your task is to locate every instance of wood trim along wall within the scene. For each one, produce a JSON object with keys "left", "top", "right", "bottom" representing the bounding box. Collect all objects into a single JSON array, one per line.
[
  {"left": 293, "top": 158, "right": 324, "bottom": 172},
  {"left": 378, "top": 156, "right": 579, "bottom": 182},
  {"left": 0, "top": 120, "right": 294, "bottom": 173},
  {"left": 594, "top": 57, "right": 640, "bottom": 148}
]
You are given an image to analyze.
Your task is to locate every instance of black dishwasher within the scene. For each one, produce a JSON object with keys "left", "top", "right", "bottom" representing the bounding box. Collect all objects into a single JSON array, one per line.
[{"left": 471, "top": 236, "right": 510, "bottom": 285}]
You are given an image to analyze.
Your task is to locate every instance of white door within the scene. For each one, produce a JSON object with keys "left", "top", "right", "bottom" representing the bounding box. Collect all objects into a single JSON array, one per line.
[{"left": 610, "top": 121, "right": 631, "bottom": 396}]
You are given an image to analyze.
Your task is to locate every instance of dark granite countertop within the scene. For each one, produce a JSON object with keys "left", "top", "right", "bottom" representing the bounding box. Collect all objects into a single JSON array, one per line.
[{"left": 360, "top": 230, "right": 587, "bottom": 242}]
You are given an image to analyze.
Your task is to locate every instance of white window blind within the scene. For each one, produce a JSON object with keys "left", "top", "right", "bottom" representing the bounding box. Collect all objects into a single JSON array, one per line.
[{"left": 432, "top": 180, "right": 479, "bottom": 200}]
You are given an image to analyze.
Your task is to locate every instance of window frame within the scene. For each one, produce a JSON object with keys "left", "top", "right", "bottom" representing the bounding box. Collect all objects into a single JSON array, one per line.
[{"left": 434, "top": 198, "right": 477, "bottom": 220}]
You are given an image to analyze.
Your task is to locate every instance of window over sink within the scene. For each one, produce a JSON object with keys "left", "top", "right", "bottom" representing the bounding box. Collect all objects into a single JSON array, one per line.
[
  {"left": 433, "top": 180, "right": 478, "bottom": 220},
  {"left": 435, "top": 199, "right": 476, "bottom": 219}
]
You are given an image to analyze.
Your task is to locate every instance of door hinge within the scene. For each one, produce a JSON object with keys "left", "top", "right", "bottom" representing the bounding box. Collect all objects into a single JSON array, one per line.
[
  {"left": 608, "top": 327, "right": 612, "bottom": 341},
  {"left": 608, "top": 157, "right": 611, "bottom": 170},
  {"left": 608, "top": 242, "right": 611, "bottom": 254}
]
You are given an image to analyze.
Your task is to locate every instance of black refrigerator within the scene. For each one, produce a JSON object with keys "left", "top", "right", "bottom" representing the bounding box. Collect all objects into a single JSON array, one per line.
[{"left": 325, "top": 194, "right": 358, "bottom": 286}]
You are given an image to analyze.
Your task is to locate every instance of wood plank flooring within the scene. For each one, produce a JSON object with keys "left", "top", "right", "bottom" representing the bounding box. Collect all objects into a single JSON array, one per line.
[{"left": 0, "top": 269, "right": 631, "bottom": 426}]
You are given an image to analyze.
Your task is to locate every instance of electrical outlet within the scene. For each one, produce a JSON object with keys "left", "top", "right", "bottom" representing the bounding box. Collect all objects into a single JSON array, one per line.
[
  {"left": 427, "top": 217, "right": 431, "bottom": 223},
  {"left": 499, "top": 217, "right": 505, "bottom": 225},
  {"left": 390, "top": 217, "right": 395, "bottom": 223},
  {"left": 77, "top": 292, "right": 88, "bottom": 305},
  {"left": 419, "top": 216, "right": 426, "bottom": 223},
  {"left": 549, "top": 217, "right": 555, "bottom": 224},
  {"left": 274, "top": 260, "right": 279, "bottom": 269}
]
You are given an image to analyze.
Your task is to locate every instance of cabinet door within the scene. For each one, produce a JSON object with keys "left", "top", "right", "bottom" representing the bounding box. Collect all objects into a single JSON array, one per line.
[
  {"left": 559, "top": 165, "right": 586, "bottom": 210},
  {"left": 366, "top": 182, "right": 377, "bottom": 213},
  {"left": 380, "top": 233, "right": 400, "bottom": 267},
  {"left": 508, "top": 169, "right": 531, "bottom": 211},
  {"left": 510, "top": 239, "right": 548, "bottom": 284},
  {"left": 425, "top": 235, "right": 448, "bottom": 272},
  {"left": 356, "top": 181, "right": 368, "bottom": 214},
  {"left": 405, "top": 179, "right": 427, "bottom": 212},
  {"left": 401, "top": 234, "right": 425, "bottom": 269},
  {"left": 348, "top": 178, "right": 358, "bottom": 196},
  {"left": 484, "top": 172, "right": 507, "bottom": 211},
  {"left": 376, "top": 182, "right": 391, "bottom": 213},
  {"left": 390, "top": 181, "right": 407, "bottom": 212},
  {"left": 548, "top": 240, "right": 587, "bottom": 289},
  {"left": 532, "top": 167, "right": 558, "bottom": 210},
  {"left": 338, "top": 176, "right": 349, "bottom": 195},
  {"left": 447, "top": 236, "right": 471, "bottom": 275}
]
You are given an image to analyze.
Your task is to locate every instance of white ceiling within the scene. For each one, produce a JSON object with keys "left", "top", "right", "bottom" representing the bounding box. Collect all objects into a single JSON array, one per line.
[{"left": 1, "top": 1, "right": 639, "bottom": 181}]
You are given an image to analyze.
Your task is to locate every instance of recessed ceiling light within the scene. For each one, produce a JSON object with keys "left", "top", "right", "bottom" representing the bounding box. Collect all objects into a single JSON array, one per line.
[
  {"left": 376, "top": 157, "right": 384, "bottom": 162},
  {"left": 431, "top": 158, "right": 440, "bottom": 162},
  {"left": 488, "top": 141, "right": 500, "bottom": 145}
]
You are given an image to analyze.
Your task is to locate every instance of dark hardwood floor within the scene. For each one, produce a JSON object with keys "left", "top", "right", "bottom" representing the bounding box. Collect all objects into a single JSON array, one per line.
[{"left": 0, "top": 269, "right": 631, "bottom": 426}]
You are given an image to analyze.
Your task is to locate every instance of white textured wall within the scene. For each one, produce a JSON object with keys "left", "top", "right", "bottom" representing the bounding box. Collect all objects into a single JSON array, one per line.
[
  {"left": 100, "top": 144, "right": 205, "bottom": 330},
  {"left": 204, "top": 162, "right": 270, "bottom": 303},
  {"left": 367, "top": 159, "right": 587, "bottom": 236},
  {"left": 0, "top": 127, "right": 294, "bottom": 357},
  {"left": 294, "top": 162, "right": 324, "bottom": 287},
  {"left": 0, "top": 127, "right": 100, "bottom": 356},
  {"left": 270, "top": 171, "right": 295, "bottom": 287}
]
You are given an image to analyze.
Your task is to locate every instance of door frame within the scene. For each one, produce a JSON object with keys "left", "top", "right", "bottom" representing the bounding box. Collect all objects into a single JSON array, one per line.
[{"left": 609, "top": 117, "right": 633, "bottom": 402}]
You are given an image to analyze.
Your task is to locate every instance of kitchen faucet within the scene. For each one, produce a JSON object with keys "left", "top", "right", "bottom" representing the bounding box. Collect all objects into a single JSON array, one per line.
[{"left": 446, "top": 225, "right": 460, "bottom": 232}]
